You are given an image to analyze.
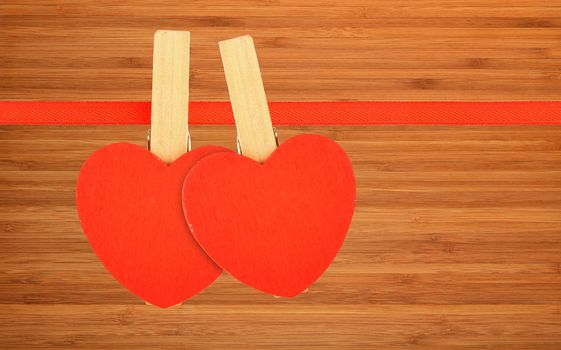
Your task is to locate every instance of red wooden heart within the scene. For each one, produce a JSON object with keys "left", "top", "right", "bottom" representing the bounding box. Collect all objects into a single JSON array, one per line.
[
  {"left": 77, "top": 143, "right": 228, "bottom": 307},
  {"left": 183, "top": 134, "right": 355, "bottom": 297}
]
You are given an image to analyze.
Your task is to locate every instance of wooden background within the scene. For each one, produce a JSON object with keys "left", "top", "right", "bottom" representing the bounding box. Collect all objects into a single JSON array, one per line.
[{"left": 1, "top": 1, "right": 561, "bottom": 349}]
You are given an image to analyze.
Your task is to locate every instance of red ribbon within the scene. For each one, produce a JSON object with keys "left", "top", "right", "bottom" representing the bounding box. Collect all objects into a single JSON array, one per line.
[{"left": 1, "top": 101, "right": 561, "bottom": 125}]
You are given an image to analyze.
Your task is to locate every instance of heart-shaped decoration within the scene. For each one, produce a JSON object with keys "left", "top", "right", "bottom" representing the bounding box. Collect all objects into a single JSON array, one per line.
[
  {"left": 77, "top": 143, "right": 228, "bottom": 307},
  {"left": 183, "top": 134, "right": 355, "bottom": 297}
]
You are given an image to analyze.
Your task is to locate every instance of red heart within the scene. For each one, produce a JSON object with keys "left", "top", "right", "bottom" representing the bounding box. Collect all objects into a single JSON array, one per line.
[
  {"left": 183, "top": 134, "right": 355, "bottom": 297},
  {"left": 77, "top": 143, "right": 228, "bottom": 307}
]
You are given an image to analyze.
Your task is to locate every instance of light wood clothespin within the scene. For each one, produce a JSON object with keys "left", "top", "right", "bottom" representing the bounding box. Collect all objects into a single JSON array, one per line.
[
  {"left": 150, "top": 30, "right": 190, "bottom": 164},
  {"left": 219, "top": 35, "right": 277, "bottom": 163},
  {"left": 147, "top": 30, "right": 190, "bottom": 307}
]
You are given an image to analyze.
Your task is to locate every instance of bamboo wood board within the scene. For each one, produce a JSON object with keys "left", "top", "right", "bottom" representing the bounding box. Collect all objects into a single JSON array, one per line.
[
  {"left": 2, "top": 124, "right": 561, "bottom": 349},
  {"left": 2, "top": 0, "right": 561, "bottom": 348}
]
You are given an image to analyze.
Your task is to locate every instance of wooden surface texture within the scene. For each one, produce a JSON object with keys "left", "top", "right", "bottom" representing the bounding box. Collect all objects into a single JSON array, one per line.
[{"left": 1, "top": 0, "right": 561, "bottom": 349}]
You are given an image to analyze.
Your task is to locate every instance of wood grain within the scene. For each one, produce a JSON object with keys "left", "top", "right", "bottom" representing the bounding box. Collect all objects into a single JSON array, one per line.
[
  {"left": 1, "top": 0, "right": 561, "bottom": 349},
  {"left": 2, "top": 0, "right": 561, "bottom": 101},
  {"left": 1, "top": 125, "right": 561, "bottom": 349}
]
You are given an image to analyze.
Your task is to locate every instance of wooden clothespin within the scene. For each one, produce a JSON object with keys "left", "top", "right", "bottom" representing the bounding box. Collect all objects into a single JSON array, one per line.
[
  {"left": 150, "top": 30, "right": 190, "bottom": 164},
  {"left": 219, "top": 35, "right": 277, "bottom": 163}
]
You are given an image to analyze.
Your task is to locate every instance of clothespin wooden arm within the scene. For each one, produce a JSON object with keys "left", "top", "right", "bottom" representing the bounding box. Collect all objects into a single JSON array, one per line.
[
  {"left": 150, "top": 30, "right": 190, "bottom": 164},
  {"left": 219, "top": 35, "right": 277, "bottom": 163}
]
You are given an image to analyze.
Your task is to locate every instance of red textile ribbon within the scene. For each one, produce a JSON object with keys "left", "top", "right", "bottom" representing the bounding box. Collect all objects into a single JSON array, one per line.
[{"left": 1, "top": 101, "right": 561, "bottom": 125}]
